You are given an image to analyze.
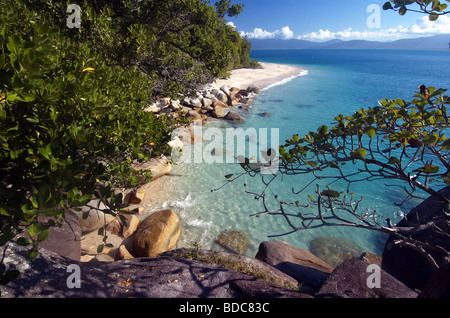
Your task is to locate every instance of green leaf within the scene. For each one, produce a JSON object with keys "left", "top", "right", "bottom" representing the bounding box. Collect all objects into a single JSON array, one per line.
[
  {"left": 0, "top": 269, "right": 20, "bottom": 286},
  {"left": 16, "top": 237, "right": 31, "bottom": 246},
  {"left": 7, "top": 35, "right": 20, "bottom": 53},
  {"left": 27, "top": 248, "right": 39, "bottom": 260},
  {"left": 364, "top": 126, "right": 376, "bottom": 138},
  {"left": 318, "top": 125, "right": 328, "bottom": 137},
  {"left": 321, "top": 189, "right": 341, "bottom": 198},
  {"left": 388, "top": 157, "right": 400, "bottom": 165},
  {"left": 225, "top": 174, "right": 234, "bottom": 179},
  {"left": 383, "top": 2, "right": 393, "bottom": 10},
  {"left": 423, "top": 134, "right": 438, "bottom": 146},
  {"left": 350, "top": 148, "right": 367, "bottom": 160},
  {"left": 39, "top": 144, "right": 51, "bottom": 159},
  {"left": 415, "top": 164, "right": 440, "bottom": 174},
  {"left": 306, "top": 161, "right": 318, "bottom": 168},
  {"left": 37, "top": 184, "right": 51, "bottom": 206},
  {"left": 429, "top": 13, "right": 439, "bottom": 21}
]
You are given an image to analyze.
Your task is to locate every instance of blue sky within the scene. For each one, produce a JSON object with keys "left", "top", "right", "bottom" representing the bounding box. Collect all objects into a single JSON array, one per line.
[{"left": 225, "top": 0, "right": 450, "bottom": 41}]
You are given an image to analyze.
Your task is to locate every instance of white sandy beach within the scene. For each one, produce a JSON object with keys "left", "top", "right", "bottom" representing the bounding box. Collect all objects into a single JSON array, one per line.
[{"left": 211, "top": 62, "right": 305, "bottom": 90}]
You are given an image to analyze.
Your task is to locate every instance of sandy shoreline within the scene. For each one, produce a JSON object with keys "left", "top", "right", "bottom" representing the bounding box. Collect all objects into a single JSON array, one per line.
[{"left": 211, "top": 62, "right": 305, "bottom": 91}]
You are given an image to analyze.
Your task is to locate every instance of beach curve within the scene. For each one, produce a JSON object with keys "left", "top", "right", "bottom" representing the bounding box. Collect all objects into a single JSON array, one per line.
[{"left": 211, "top": 62, "right": 307, "bottom": 91}]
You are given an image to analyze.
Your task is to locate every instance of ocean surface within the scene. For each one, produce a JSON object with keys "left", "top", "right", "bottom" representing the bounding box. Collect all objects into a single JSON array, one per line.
[{"left": 147, "top": 49, "right": 450, "bottom": 258}]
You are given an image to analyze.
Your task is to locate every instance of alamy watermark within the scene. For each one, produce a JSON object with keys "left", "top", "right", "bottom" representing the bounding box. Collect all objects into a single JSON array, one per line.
[
  {"left": 170, "top": 122, "right": 280, "bottom": 175},
  {"left": 67, "top": 4, "right": 81, "bottom": 29},
  {"left": 66, "top": 264, "right": 81, "bottom": 289},
  {"left": 367, "top": 4, "right": 382, "bottom": 29}
]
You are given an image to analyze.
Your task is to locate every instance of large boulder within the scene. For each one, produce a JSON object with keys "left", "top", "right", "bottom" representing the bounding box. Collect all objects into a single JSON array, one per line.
[
  {"left": 382, "top": 186, "right": 450, "bottom": 291},
  {"left": 316, "top": 259, "right": 418, "bottom": 298},
  {"left": 212, "top": 105, "right": 224, "bottom": 118},
  {"left": 74, "top": 200, "right": 116, "bottom": 234},
  {"left": 38, "top": 210, "right": 81, "bottom": 261},
  {"left": 224, "top": 111, "right": 245, "bottom": 123},
  {"left": 216, "top": 230, "right": 250, "bottom": 255},
  {"left": 255, "top": 241, "right": 334, "bottom": 290},
  {"left": 133, "top": 156, "right": 172, "bottom": 180},
  {"left": 247, "top": 84, "right": 261, "bottom": 94},
  {"left": 132, "top": 210, "right": 181, "bottom": 258}
]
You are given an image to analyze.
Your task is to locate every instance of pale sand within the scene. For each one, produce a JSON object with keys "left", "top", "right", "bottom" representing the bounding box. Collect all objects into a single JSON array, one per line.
[{"left": 210, "top": 62, "right": 305, "bottom": 90}]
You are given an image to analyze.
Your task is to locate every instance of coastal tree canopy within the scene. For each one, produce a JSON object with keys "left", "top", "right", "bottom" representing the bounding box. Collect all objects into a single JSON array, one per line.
[
  {"left": 215, "top": 0, "right": 245, "bottom": 18},
  {"left": 0, "top": 0, "right": 256, "bottom": 289},
  {"left": 383, "top": 0, "right": 450, "bottom": 20}
]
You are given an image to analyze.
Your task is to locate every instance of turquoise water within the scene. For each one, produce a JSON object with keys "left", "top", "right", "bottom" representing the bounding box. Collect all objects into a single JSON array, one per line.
[{"left": 149, "top": 49, "right": 450, "bottom": 258}]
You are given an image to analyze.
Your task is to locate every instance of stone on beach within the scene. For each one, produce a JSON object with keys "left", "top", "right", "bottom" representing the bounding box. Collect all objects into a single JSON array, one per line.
[
  {"left": 224, "top": 111, "right": 245, "bottom": 122},
  {"left": 132, "top": 156, "right": 172, "bottom": 180},
  {"left": 75, "top": 200, "right": 116, "bottom": 234},
  {"left": 212, "top": 105, "right": 224, "bottom": 118},
  {"left": 132, "top": 209, "right": 181, "bottom": 258}
]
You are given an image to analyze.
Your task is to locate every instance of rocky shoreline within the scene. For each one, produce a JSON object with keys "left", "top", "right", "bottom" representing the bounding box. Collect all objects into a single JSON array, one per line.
[
  {"left": 2, "top": 62, "right": 448, "bottom": 298},
  {"left": 76, "top": 82, "right": 265, "bottom": 263},
  {"left": 2, "top": 187, "right": 448, "bottom": 298},
  {"left": 144, "top": 83, "right": 261, "bottom": 125}
]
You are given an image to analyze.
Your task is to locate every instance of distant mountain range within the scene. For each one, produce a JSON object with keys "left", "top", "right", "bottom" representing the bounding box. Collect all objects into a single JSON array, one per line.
[{"left": 250, "top": 34, "right": 450, "bottom": 50}]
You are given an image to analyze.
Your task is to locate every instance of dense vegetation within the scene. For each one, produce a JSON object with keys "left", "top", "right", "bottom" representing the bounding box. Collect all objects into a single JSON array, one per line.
[{"left": 0, "top": 0, "right": 257, "bottom": 287}]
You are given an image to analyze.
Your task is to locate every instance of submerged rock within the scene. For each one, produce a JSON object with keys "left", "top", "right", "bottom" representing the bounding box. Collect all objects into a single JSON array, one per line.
[
  {"left": 309, "top": 236, "right": 365, "bottom": 267},
  {"left": 216, "top": 230, "right": 250, "bottom": 255}
]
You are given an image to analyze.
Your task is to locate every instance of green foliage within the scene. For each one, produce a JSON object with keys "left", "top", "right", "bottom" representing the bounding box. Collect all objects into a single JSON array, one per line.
[
  {"left": 383, "top": 0, "right": 450, "bottom": 20},
  {"left": 280, "top": 86, "right": 450, "bottom": 198},
  {"left": 0, "top": 0, "right": 254, "bottom": 288},
  {"left": 215, "top": 0, "right": 245, "bottom": 18}
]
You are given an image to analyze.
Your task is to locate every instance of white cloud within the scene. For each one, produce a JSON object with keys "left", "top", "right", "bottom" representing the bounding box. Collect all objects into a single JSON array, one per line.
[
  {"left": 226, "top": 21, "right": 236, "bottom": 29},
  {"left": 280, "top": 26, "right": 294, "bottom": 40},
  {"left": 299, "top": 16, "right": 450, "bottom": 42},
  {"left": 239, "top": 26, "right": 294, "bottom": 40},
  {"left": 240, "top": 16, "right": 450, "bottom": 42}
]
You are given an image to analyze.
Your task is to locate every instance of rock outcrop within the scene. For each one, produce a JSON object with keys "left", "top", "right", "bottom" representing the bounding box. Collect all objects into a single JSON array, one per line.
[
  {"left": 382, "top": 186, "right": 450, "bottom": 291},
  {"left": 316, "top": 259, "right": 418, "bottom": 298},
  {"left": 144, "top": 84, "right": 261, "bottom": 124},
  {"left": 255, "top": 241, "right": 334, "bottom": 291},
  {"left": 0, "top": 243, "right": 310, "bottom": 298}
]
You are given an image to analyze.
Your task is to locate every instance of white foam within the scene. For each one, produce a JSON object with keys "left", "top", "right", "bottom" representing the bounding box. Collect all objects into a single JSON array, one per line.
[
  {"left": 261, "top": 70, "right": 309, "bottom": 92},
  {"left": 186, "top": 219, "right": 213, "bottom": 228}
]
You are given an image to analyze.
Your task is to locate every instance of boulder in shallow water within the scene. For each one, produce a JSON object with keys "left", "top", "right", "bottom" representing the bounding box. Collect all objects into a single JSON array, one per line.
[
  {"left": 224, "top": 111, "right": 245, "bottom": 123},
  {"left": 216, "top": 230, "right": 250, "bottom": 255},
  {"left": 309, "top": 236, "right": 365, "bottom": 267}
]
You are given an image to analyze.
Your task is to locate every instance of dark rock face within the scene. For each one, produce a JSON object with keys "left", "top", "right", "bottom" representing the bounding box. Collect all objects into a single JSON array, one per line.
[
  {"left": 382, "top": 186, "right": 450, "bottom": 291},
  {"left": 255, "top": 241, "right": 334, "bottom": 290},
  {"left": 38, "top": 210, "right": 81, "bottom": 262},
  {"left": 316, "top": 259, "right": 418, "bottom": 298},
  {"left": 0, "top": 244, "right": 310, "bottom": 298}
]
